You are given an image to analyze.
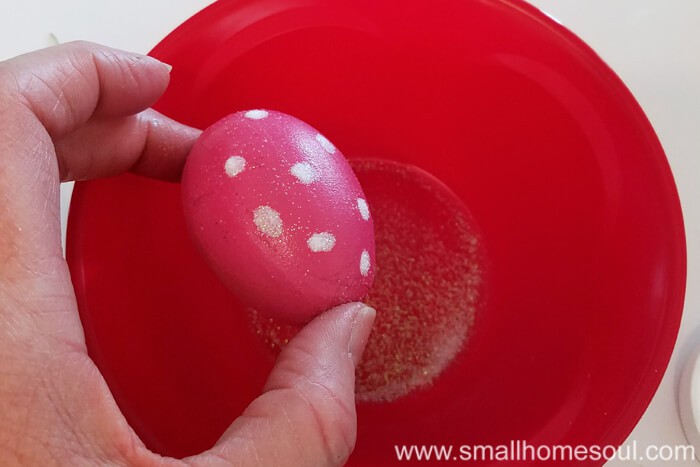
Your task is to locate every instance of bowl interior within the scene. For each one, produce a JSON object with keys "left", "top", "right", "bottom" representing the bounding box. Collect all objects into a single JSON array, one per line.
[{"left": 67, "top": 0, "right": 686, "bottom": 464}]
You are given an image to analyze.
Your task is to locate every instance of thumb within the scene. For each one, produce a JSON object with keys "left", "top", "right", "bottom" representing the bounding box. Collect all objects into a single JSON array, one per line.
[{"left": 193, "top": 302, "right": 376, "bottom": 467}]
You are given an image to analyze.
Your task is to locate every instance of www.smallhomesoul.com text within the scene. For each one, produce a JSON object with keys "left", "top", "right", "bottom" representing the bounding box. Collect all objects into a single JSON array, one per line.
[{"left": 394, "top": 440, "right": 695, "bottom": 462}]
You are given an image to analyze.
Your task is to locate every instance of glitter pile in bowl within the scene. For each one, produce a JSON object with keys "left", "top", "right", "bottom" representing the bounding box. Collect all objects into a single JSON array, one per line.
[{"left": 250, "top": 159, "right": 484, "bottom": 403}]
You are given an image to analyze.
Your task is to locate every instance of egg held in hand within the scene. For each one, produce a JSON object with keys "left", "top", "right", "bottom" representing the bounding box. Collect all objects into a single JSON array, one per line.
[{"left": 181, "top": 110, "right": 375, "bottom": 323}]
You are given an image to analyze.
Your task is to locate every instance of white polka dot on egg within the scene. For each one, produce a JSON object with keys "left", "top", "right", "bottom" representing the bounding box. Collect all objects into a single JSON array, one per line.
[
  {"left": 315, "top": 133, "right": 336, "bottom": 154},
  {"left": 360, "top": 250, "right": 371, "bottom": 276},
  {"left": 357, "top": 198, "right": 370, "bottom": 221},
  {"left": 290, "top": 162, "right": 318, "bottom": 185},
  {"left": 307, "top": 232, "right": 336, "bottom": 252},
  {"left": 245, "top": 109, "right": 269, "bottom": 120},
  {"left": 254, "top": 205, "right": 283, "bottom": 237},
  {"left": 224, "top": 156, "right": 246, "bottom": 177}
]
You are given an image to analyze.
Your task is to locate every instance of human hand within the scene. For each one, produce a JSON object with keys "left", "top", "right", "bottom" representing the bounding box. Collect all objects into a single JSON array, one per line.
[{"left": 0, "top": 42, "right": 375, "bottom": 466}]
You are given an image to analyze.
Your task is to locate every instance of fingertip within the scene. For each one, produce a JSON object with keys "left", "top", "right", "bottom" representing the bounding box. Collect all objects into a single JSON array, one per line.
[
  {"left": 263, "top": 301, "right": 368, "bottom": 392},
  {"left": 134, "top": 54, "right": 172, "bottom": 76},
  {"left": 88, "top": 45, "right": 172, "bottom": 117},
  {"left": 323, "top": 301, "right": 367, "bottom": 320},
  {"left": 294, "top": 301, "right": 375, "bottom": 369},
  {"left": 62, "top": 41, "right": 170, "bottom": 79}
]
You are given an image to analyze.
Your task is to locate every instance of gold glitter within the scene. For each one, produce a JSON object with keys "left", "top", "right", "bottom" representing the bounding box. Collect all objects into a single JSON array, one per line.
[
  {"left": 352, "top": 159, "right": 483, "bottom": 403},
  {"left": 253, "top": 205, "right": 283, "bottom": 237}
]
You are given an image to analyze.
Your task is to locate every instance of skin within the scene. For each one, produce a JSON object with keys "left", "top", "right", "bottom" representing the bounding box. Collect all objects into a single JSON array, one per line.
[{"left": 0, "top": 41, "right": 375, "bottom": 467}]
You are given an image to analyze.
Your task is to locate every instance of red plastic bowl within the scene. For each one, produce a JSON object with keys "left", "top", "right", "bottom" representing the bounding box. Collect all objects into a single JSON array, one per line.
[{"left": 66, "top": 0, "right": 686, "bottom": 465}]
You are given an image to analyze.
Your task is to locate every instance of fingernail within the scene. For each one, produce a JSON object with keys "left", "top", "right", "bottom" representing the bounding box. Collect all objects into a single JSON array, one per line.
[
  {"left": 135, "top": 54, "right": 172, "bottom": 73},
  {"left": 349, "top": 306, "right": 376, "bottom": 366}
]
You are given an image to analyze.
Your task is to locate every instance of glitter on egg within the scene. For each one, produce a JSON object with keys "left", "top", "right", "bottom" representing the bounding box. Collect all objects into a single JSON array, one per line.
[
  {"left": 307, "top": 232, "right": 336, "bottom": 252},
  {"left": 244, "top": 109, "right": 269, "bottom": 120},
  {"left": 253, "top": 205, "right": 283, "bottom": 237},
  {"left": 315, "top": 133, "right": 336, "bottom": 154},
  {"left": 357, "top": 198, "right": 370, "bottom": 221},
  {"left": 360, "top": 250, "right": 371, "bottom": 276},
  {"left": 224, "top": 156, "right": 246, "bottom": 177},
  {"left": 290, "top": 162, "right": 318, "bottom": 185}
]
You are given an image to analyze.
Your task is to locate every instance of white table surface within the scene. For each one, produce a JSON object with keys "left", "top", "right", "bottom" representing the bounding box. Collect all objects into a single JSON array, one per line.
[{"left": 1, "top": 1, "right": 698, "bottom": 465}]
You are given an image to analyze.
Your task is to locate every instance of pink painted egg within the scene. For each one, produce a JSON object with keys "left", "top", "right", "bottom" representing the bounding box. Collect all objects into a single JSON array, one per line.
[{"left": 181, "top": 110, "right": 375, "bottom": 323}]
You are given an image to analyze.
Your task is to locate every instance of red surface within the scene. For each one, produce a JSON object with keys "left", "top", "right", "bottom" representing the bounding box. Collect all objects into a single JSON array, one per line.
[
  {"left": 66, "top": 0, "right": 686, "bottom": 465},
  {"left": 181, "top": 110, "right": 374, "bottom": 323}
]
